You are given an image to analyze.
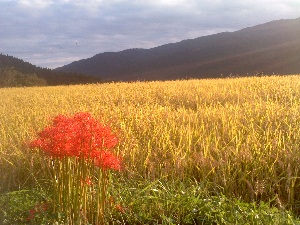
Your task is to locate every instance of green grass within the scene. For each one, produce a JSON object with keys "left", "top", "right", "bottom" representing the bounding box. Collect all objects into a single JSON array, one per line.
[
  {"left": 1, "top": 179, "right": 299, "bottom": 224},
  {"left": 106, "top": 178, "right": 299, "bottom": 225},
  {"left": 1, "top": 75, "right": 300, "bottom": 223}
]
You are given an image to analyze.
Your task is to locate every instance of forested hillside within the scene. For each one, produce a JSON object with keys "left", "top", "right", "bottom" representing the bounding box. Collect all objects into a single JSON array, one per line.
[{"left": 0, "top": 54, "right": 101, "bottom": 87}]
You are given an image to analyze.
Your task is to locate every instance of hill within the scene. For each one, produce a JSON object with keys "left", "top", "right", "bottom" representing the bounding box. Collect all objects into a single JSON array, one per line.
[
  {"left": 0, "top": 54, "right": 101, "bottom": 86},
  {"left": 56, "top": 17, "right": 300, "bottom": 81}
]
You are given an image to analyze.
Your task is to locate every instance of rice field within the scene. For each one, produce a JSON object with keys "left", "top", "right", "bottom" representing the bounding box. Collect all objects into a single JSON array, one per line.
[{"left": 1, "top": 75, "right": 300, "bottom": 223}]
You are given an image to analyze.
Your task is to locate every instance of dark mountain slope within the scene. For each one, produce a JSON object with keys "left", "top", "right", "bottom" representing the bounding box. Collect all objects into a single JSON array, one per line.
[
  {"left": 0, "top": 54, "right": 101, "bottom": 86},
  {"left": 56, "top": 18, "right": 300, "bottom": 81}
]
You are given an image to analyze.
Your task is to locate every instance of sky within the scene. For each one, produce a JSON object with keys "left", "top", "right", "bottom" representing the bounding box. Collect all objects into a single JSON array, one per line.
[{"left": 1, "top": 0, "right": 300, "bottom": 69}]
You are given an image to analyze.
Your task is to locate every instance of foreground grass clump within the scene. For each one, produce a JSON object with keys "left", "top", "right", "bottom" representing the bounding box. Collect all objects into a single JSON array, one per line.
[
  {"left": 1, "top": 75, "right": 300, "bottom": 222},
  {"left": 1, "top": 179, "right": 299, "bottom": 224},
  {"left": 0, "top": 189, "right": 50, "bottom": 224},
  {"left": 107, "top": 178, "right": 299, "bottom": 225}
]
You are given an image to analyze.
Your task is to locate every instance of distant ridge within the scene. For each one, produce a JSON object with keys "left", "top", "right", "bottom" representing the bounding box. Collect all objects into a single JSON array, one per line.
[{"left": 56, "top": 17, "right": 300, "bottom": 81}]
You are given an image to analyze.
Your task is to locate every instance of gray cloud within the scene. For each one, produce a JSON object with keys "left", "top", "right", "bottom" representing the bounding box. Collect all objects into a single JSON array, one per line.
[{"left": 1, "top": 0, "right": 300, "bottom": 68}]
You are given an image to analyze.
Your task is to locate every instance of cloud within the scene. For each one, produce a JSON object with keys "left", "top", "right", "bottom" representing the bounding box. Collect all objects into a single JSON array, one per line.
[
  {"left": 18, "top": 0, "right": 54, "bottom": 8},
  {"left": 1, "top": 0, "right": 300, "bottom": 68}
]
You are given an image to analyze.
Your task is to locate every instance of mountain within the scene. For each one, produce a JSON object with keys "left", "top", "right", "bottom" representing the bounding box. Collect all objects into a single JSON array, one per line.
[
  {"left": 56, "top": 17, "right": 300, "bottom": 81},
  {"left": 0, "top": 54, "right": 101, "bottom": 86}
]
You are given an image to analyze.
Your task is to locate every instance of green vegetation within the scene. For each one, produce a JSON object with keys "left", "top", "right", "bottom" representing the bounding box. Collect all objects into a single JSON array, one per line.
[
  {"left": 0, "top": 67, "right": 47, "bottom": 87},
  {"left": 1, "top": 179, "right": 298, "bottom": 224},
  {"left": 0, "top": 54, "right": 102, "bottom": 86},
  {"left": 1, "top": 75, "right": 300, "bottom": 223}
]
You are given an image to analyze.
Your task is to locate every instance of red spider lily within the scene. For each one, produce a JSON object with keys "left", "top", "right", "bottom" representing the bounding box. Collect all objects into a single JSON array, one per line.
[
  {"left": 28, "top": 112, "right": 122, "bottom": 223},
  {"left": 26, "top": 202, "right": 49, "bottom": 221},
  {"left": 93, "top": 150, "right": 122, "bottom": 171},
  {"left": 29, "top": 112, "right": 117, "bottom": 157},
  {"left": 27, "top": 208, "right": 36, "bottom": 221},
  {"left": 29, "top": 112, "right": 121, "bottom": 171},
  {"left": 81, "top": 176, "right": 93, "bottom": 186},
  {"left": 115, "top": 204, "right": 124, "bottom": 213}
]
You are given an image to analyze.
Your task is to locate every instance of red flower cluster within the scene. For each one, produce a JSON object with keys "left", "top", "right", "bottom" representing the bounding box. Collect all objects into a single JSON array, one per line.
[
  {"left": 27, "top": 202, "right": 48, "bottom": 221},
  {"left": 93, "top": 150, "right": 122, "bottom": 171},
  {"left": 29, "top": 112, "right": 122, "bottom": 171}
]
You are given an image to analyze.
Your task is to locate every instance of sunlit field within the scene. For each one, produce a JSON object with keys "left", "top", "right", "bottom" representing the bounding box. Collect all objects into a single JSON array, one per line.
[{"left": 1, "top": 75, "right": 300, "bottom": 224}]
